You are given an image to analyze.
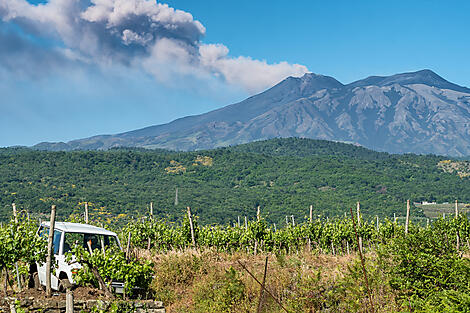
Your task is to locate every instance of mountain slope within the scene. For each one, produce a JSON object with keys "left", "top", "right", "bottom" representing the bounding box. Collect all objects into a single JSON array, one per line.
[
  {"left": 34, "top": 70, "right": 470, "bottom": 156},
  {"left": 225, "top": 137, "right": 390, "bottom": 159}
]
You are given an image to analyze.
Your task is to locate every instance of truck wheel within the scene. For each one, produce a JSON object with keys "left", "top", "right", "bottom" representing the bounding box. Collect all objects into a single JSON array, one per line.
[
  {"left": 33, "top": 273, "right": 41, "bottom": 290},
  {"left": 28, "top": 272, "right": 41, "bottom": 290}
]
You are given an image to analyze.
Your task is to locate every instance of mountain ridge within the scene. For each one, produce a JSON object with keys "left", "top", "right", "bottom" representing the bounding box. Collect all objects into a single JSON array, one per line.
[{"left": 33, "top": 69, "right": 470, "bottom": 156}]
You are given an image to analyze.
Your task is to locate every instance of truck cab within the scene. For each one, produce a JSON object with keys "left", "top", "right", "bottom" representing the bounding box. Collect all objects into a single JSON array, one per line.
[{"left": 34, "top": 222, "right": 123, "bottom": 292}]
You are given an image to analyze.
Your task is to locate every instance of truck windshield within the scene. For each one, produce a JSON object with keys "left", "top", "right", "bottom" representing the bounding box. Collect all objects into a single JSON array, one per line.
[{"left": 63, "top": 232, "right": 119, "bottom": 254}]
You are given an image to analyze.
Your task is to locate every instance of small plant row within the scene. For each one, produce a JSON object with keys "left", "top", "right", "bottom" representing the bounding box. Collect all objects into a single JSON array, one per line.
[{"left": 119, "top": 211, "right": 470, "bottom": 255}]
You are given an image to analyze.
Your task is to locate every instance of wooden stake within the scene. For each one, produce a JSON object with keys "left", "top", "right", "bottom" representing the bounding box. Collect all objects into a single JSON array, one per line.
[
  {"left": 237, "top": 260, "right": 290, "bottom": 313},
  {"left": 254, "top": 240, "right": 258, "bottom": 255},
  {"left": 405, "top": 200, "right": 410, "bottom": 235},
  {"left": 15, "top": 262, "right": 21, "bottom": 290},
  {"left": 349, "top": 207, "right": 375, "bottom": 313},
  {"left": 456, "top": 200, "right": 460, "bottom": 251},
  {"left": 12, "top": 203, "right": 17, "bottom": 223},
  {"left": 376, "top": 216, "right": 379, "bottom": 231},
  {"left": 308, "top": 208, "right": 312, "bottom": 251},
  {"left": 256, "top": 257, "right": 269, "bottom": 313},
  {"left": 100, "top": 238, "right": 106, "bottom": 256},
  {"left": 238, "top": 216, "right": 240, "bottom": 227},
  {"left": 150, "top": 202, "right": 154, "bottom": 220},
  {"left": 66, "top": 288, "right": 74, "bottom": 313},
  {"left": 126, "top": 232, "right": 131, "bottom": 261},
  {"left": 46, "top": 205, "right": 56, "bottom": 298},
  {"left": 291, "top": 215, "right": 295, "bottom": 226},
  {"left": 245, "top": 216, "right": 248, "bottom": 229},
  {"left": 356, "top": 202, "right": 361, "bottom": 225},
  {"left": 12, "top": 205, "right": 22, "bottom": 290},
  {"left": 357, "top": 202, "right": 362, "bottom": 253},
  {"left": 257, "top": 206, "right": 260, "bottom": 221},
  {"left": 84, "top": 202, "right": 89, "bottom": 224},
  {"left": 187, "top": 207, "right": 196, "bottom": 247}
]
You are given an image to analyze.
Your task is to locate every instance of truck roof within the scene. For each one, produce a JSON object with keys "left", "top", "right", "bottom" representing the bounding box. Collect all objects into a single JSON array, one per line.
[{"left": 41, "top": 222, "right": 118, "bottom": 236}]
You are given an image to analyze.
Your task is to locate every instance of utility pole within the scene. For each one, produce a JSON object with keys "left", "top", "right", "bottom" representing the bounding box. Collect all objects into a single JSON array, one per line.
[{"left": 174, "top": 187, "right": 179, "bottom": 206}]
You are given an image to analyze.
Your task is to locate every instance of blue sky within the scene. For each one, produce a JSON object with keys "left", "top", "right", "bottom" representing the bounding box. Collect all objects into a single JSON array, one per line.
[{"left": 1, "top": 0, "right": 469, "bottom": 147}]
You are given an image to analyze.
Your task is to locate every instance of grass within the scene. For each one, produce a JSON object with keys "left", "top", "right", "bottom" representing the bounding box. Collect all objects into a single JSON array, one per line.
[{"left": 146, "top": 249, "right": 400, "bottom": 313}]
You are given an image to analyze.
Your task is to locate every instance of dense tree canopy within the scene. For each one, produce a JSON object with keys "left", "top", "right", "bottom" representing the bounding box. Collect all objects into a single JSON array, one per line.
[{"left": 0, "top": 138, "right": 468, "bottom": 224}]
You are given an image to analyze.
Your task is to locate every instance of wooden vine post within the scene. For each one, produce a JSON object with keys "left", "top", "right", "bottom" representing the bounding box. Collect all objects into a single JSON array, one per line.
[
  {"left": 405, "top": 200, "right": 410, "bottom": 235},
  {"left": 66, "top": 288, "right": 74, "bottom": 313},
  {"left": 187, "top": 207, "right": 196, "bottom": 247},
  {"left": 256, "top": 256, "right": 269, "bottom": 313},
  {"left": 46, "top": 205, "right": 57, "bottom": 298},
  {"left": 12, "top": 204, "right": 21, "bottom": 290},
  {"left": 84, "top": 202, "right": 89, "bottom": 224},
  {"left": 255, "top": 206, "right": 260, "bottom": 255},
  {"left": 12, "top": 203, "right": 18, "bottom": 223},
  {"left": 357, "top": 202, "right": 363, "bottom": 253},
  {"left": 308, "top": 205, "right": 313, "bottom": 251},
  {"left": 147, "top": 202, "right": 154, "bottom": 249},
  {"left": 350, "top": 207, "right": 375, "bottom": 313},
  {"left": 455, "top": 200, "right": 460, "bottom": 251},
  {"left": 126, "top": 232, "right": 132, "bottom": 261}
]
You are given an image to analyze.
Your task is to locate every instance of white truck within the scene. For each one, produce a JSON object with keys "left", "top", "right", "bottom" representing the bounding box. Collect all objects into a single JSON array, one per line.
[{"left": 30, "top": 222, "right": 124, "bottom": 293}]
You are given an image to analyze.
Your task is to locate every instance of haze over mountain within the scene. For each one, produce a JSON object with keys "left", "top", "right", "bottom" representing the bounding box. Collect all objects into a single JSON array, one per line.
[{"left": 34, "top": 69, "right": 470, "bottom": 156}]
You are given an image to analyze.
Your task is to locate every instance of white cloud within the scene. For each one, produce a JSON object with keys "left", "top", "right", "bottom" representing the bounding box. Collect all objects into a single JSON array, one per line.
[
  {"left": 0, "top": 0, "right": 309, "bottom": 93},
  {"left": 199, "top": 43, "right": 309, "bottom": 93}
]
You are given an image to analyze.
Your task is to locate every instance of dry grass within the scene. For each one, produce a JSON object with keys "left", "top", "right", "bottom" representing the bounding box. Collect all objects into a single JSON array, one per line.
[{"left": 145, "top": 249, "right": 399, "bottom": 313}]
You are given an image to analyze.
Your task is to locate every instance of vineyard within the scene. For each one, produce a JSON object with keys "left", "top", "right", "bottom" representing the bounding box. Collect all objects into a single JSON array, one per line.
[{"left": 3, "top": 205, "right": 470, "bottom": 312}]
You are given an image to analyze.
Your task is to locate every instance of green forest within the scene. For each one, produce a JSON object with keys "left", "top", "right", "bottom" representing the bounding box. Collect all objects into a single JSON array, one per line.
[{"left": 1, "top": 138, "right": 469, "bottom": 224}]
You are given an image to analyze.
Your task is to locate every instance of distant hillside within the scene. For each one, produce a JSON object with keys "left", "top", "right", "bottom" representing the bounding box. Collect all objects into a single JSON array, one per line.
[
  {"left": 4, "top": 138, "right": 470, "bottom": 224},
  {"left": 225, "top": 137, "right": 390, "bottom": 159},
  {"left": 34, "top": 69, "right": 470, "bottom": 156}
]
